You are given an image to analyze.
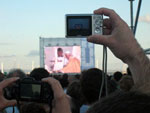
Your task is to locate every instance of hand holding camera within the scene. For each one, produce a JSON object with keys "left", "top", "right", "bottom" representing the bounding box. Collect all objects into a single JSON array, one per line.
[
  {"left": 0, "top": 77, "right": 19, "bottom": 110},
  {"left": 2, "top": 77, "right": 71, "bottom": 113},
  {"left": 4, "top": 77, "right": 54, "bottom": 105},
  {"left": 87, "top": 8, "right": 139, "bottom": 63}
]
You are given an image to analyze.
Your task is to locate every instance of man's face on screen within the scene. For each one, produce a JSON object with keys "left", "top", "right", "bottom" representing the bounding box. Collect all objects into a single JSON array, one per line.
[
  {"left": 58, "top": 50, "right": 63, "bottom": 57},
  {"left": 65, "top": 54, "right": 71, "bottom": 60}
]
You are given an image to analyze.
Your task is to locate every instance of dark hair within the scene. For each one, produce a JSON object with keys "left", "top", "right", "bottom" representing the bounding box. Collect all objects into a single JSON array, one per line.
[
  {"left": 67, "top": 81, "right": 85, "bottom": 105},
  {"left": 57, "top": 48, "right": 63, "bottom": 52},
  {"left": 59, "top": 74, "right": 69, "bottom": 88},
  {"left": 20, "top": 102, "right": 46, "bottom": 113},
  {"left": 7, "top": 69, "right": 26, "bottom": 79},
  {"left": 67, "top": 81, "right": 84, "bottom": 113},
  {"left": 80, "top": 68, "right": 104, "bottom": 104},
  {"left": 75, "top": 74, "right": 80, "bottom": 80},
  {"left": 113, "top": 71, "right": 123, "bottom": 82},
  {"left": 30, "top": 68, "right": 49, "bottom": 81},
  {"left": 80, "top": 68, "right": 117, "bottom": 105},
  {"left": 87, "top": 91, "right": 150, "bottom": 113}
]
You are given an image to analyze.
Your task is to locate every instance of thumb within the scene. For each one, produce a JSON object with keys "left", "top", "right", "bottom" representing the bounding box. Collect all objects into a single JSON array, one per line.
[{"left": 87, "top": 35, "right": 110, "bottom": 46}]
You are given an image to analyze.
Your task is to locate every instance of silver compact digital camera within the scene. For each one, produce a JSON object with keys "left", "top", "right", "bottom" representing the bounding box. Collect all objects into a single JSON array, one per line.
[{"left": 65, "top": 14, "right": 103, "bottom": 37}]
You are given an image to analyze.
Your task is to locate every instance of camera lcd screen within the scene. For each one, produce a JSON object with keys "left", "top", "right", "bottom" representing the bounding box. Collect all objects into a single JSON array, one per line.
[
  {"left": 67, "top": 16, "right": 92, "bottom": 37},
  {"left": 20, "top": 83, "right": 41, "bottom": 99}
]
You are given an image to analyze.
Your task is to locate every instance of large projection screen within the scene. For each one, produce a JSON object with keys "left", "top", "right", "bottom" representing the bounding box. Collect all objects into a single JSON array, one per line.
[
  {"left": 44, "top": 46, "right": 81, "bottom": 73},
  {"left": 40, "top": 37, "right": 95, "bottom": 74}
]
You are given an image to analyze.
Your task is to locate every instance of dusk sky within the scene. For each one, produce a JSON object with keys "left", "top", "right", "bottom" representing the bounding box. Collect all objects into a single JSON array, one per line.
[{"left": 0, "top": 0, "right": 150, "bottom": 72}]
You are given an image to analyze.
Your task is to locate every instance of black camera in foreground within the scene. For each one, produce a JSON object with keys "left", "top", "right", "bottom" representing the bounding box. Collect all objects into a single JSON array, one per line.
[
  {"left": 4, "top": 77, "right": 54, "bottom": 104},
  {"left": 66, "top": 14, "right": 103, "bottom": 37}
]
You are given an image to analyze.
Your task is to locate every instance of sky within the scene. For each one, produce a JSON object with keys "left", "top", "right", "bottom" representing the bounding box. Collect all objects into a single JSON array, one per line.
[{"left": 0, "top": 0, "right": 150, "bottom": 72}]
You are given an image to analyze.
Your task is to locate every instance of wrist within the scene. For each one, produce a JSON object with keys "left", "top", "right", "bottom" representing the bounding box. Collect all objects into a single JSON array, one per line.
[
  {"left": 123, "top": 40, "right": 143, "bottom": 64},
  {"left": 123, "top": 40, "right": 150, "bottom": 86}
]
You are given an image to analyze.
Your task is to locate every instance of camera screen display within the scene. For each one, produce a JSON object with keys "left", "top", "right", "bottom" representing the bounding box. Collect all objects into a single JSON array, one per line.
[
  {"left": 20, "top": 83, "right": 41, "bottom": 99},
  {"left": 67, "top": 16, "right": 92, "bottom": 37},
  {"left": 68, "top": 18, "right": 89, "bottom": 30}
]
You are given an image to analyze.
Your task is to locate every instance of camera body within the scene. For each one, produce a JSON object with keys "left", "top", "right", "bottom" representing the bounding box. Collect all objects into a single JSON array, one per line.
[
  {"left": 66, "top": 14, "right": 103, "bottom": 37},
  {"left": 4, "top": 77, "right": 53, "bottom": 104}
]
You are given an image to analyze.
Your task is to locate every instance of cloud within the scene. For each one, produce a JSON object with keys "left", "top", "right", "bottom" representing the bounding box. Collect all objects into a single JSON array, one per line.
[
  {"left": 0, "top": 42, "right": 14, "bottom": 46},
  {"left": 26, "top": 50, "right": 39, "bottom": 57},
  {"left": 139, "top": 14, "right": 150, "bottom": 23},
  {"left": 0, "top": 55, "right": 16, "bottom": 58}
]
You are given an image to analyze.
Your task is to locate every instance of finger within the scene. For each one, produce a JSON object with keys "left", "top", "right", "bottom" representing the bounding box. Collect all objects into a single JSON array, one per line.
[
  {"left": 94, "top": 8, "right": 120, "bottom": 22},
  {"left": 103, "top": 18, "right": 112, "bottom": 29},
  {"left": 42, "top": 77, "right": 63, "bottom": 92},
  {"left": 0, "top": 77, "right": 19, "bottom": 89},
  {"left": 42, "top": 77, "right": 65, "bottom": 99},
  {"left": 103, "top": 28, "right": 112, "bottom": 35},
  {"left": 87, "top": 35, "right": 110, "bottom": 46}
]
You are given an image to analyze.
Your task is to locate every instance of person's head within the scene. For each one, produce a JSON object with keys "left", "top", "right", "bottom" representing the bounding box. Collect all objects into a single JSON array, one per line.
[
  {"left": 80, "top": 68, "right": 117, "bottom": 105},
  {"left": 62, "top": 74, "right": 68, "bottom": 80},
  {"left": 87, "top": 91, "right": 150, "bottom": 113},
  {"left": 59, "top": 74, "right": 69, "bottom": 89},
  {"left": 80, "top": 68, "right": 104, "bottom": 105},
  {"left": 67, "top": 81, "right": 85, "bottom": 105},
  {"left": 65, "top": 51, "right": 71, "bottom": 60},
  {"left": 75, "top": 74, "right": 80, "bottom": 80},
  {"left": 67, "top": 81, "right": 85, "bottom": 113},
  {"left": 7, "top": 69, "right": 26, "bottom": 79},
  {"left": 113, "top": 71, "right": 123, "bottom": 82},
  {"left": 30, "top": 68, "right": 49, "bottom": 81},
  {"left": 57, "top": 48, "right": 63, "bottom": 57},
  {"left": 68, "top": 75, "right": 80, "bottom": 85},
  {"left": 4, "top": 69, "right": 26, "bottom": 102},
  {"left": 20, "top": 102, "right": 46, "bottom": 113},
  {"left": 119, "top": 75, "right": 134, "bottom": 92}
]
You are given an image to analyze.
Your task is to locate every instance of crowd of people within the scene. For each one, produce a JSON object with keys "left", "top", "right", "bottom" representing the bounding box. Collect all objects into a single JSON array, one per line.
[
  {"left": 0, "top": 7, "right": 150, "bottom": 113},
  {"left": 0, "top": 67, "right": 133, "bottom": 113}
]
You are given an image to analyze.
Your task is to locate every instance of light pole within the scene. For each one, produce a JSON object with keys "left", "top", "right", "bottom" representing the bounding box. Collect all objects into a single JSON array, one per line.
[{"left": 128, "top": 0, "right": 142, "bottom": 35}]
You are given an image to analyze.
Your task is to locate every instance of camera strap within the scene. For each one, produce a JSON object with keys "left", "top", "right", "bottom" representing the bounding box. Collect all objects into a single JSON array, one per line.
[
  {"left": 99, "top": 46, "right": 108, "bottom": 100},
  {"left": 16, "top": 98, "right": 20, "bottom": 112}
]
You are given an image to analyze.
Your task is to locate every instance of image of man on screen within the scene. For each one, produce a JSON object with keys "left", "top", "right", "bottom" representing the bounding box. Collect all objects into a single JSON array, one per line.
[
  {"left": 60, "top": 51, "right": 81, "bottom": 73},
  {"left": 52, "top": 48, "right": 66, "bottom": 72}
]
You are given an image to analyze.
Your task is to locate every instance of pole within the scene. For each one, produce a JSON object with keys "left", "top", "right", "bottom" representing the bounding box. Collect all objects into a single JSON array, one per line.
[
  {"left": 134, "top": 0, "right": 142, "bottom": 35},
  {"left": 129, "top": 0, "right": 134, "bottom": 32},
  {"left": 1, "top": 62, "right": 4, "bottom": 73}
]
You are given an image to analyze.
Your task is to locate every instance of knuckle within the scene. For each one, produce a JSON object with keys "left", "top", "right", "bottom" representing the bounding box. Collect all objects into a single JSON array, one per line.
[{"left": 110, "top": 9, "right": 115, "bottom": 13}]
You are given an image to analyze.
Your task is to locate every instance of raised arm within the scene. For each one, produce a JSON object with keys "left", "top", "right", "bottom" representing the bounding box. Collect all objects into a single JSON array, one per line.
[{"left": 87, "top": 8, "right": 150, "bottom": 93}]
